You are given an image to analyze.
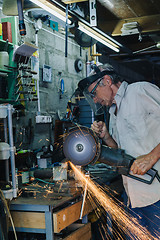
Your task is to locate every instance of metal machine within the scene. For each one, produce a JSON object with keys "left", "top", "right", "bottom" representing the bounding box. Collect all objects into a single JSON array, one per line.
[{"left": 63, "top": 126, "right": 160, "bottom": 184}]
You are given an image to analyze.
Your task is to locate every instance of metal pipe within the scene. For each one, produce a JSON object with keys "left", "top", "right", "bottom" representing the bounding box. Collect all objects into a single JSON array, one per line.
[
  {"left": 4, "top": 117, "right": 9, "bottom": 182},
  {"left": 65, "top": 4, "right": 69, "bottom": 58},
  {"left": 7, "top": 105, "right": 17, "bottom": 198},
  {"left": 80, "top": 173, "right": 89, "bottom": 219},
  {"left": 34, "top": 32, "right": 41, "bottom": 114}
]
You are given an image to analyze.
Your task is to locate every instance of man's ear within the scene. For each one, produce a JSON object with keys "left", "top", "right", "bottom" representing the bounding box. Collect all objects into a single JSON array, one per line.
[{"left": 104, "top": 76, "right": 112, "bottom": 86}]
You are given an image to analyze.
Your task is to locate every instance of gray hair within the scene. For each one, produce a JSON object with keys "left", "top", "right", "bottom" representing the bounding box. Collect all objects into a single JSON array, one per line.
[{"left": 89, "top": 63, "right": 121, "bottom": 84}]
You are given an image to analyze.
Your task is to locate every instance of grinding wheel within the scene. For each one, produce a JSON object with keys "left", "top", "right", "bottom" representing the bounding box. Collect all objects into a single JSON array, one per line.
[{"left": 63, "top": 126, "right": 101, "bottom": 166}]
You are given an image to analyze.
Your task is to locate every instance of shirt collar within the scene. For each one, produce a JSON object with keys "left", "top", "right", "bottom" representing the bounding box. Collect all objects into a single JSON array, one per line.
[{"left": 109, "top": 81, "right": 128, "bottom": 114}]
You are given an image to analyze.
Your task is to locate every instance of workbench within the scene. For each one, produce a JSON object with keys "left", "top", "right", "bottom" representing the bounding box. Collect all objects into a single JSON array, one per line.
[{"left": 9, "top": 184, "right": 93, "bottom": 240}]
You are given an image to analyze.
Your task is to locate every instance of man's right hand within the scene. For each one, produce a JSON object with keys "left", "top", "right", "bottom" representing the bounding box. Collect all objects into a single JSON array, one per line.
[
  {"left": 91, "top": 121, "right": 108, "bottom": 139},
  {"left": 91, "top": 121, "right": 118, "bottom": 148}
]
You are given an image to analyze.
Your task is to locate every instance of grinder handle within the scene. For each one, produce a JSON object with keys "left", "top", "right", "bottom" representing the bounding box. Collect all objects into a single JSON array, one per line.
[{"left": 128, "top": 168, "right": 158, "bottom": 184}]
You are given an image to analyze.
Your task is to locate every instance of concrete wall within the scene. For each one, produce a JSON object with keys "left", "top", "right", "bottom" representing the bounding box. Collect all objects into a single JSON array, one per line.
[
  {"left": 22, "top": 17, "right": 88, "bottom": 150},
  {"left": 0, "top": 3, "right": 144, "bottom": 152},
  {"left": 0, "top": 6, "right": 88, "bottom": 150}
]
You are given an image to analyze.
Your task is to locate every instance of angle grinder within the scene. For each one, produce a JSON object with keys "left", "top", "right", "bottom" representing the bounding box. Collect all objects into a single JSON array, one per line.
[{"left": 63, "top": 126, "right": 160, "bottom": 184}]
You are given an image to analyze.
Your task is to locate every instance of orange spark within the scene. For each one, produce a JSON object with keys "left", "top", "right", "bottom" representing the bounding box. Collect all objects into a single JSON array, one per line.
[{"left": 70, "top": 162, "right": 158, "bottom": 240}]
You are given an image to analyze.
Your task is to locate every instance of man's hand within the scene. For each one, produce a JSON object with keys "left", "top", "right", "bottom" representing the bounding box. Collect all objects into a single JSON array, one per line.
[
  {"left": 91, "top": 121, "right": 108, "bottom": 139},
  {"left": 91, "top": 121, "right": 118, "bottom": 148},
  {"left": 130, "top": 153, "right": 157, "bottom": 175}
]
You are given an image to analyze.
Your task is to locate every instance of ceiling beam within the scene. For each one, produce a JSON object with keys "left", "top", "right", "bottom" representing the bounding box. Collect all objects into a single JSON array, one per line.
[{"left": 99, "top": 14, "right": 160, "bottom": 36}]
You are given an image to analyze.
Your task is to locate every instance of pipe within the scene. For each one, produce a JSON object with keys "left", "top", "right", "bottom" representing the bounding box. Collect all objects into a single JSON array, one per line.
[
  {"left": 80, "top": 173, "right": 89, "bottom": 219},
  {"left": 65, "top": 4, "right": 69, "bottom": 58},
  {"left": 7, "top": 105, "right": 17, "bottom": 198}
]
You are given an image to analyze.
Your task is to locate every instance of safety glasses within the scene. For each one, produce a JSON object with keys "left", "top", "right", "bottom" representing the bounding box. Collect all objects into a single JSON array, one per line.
[{"left": 90, "top": 77, "right": 103, "bottom": 98}]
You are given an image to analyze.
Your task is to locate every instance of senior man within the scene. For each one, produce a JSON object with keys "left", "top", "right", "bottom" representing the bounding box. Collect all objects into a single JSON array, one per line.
[{"left": 78, "top": 63, "right": 160, "bottom": 238}]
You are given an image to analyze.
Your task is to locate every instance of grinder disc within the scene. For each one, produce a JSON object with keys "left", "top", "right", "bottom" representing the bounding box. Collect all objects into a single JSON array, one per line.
[{"left": 63, "top": 126, "right": 101, "bottom": 166}]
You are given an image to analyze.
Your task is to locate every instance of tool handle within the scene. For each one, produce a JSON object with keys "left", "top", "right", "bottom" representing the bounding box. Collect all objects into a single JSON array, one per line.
[{"left": 128, "top": 168, "right": 158, "bottom": 184}]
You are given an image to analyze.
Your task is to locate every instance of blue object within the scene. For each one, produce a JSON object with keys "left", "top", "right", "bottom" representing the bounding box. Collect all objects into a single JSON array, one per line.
[
  {"left": 49, "top": 20, "right": 58, "bottom": 31},
  {"left": 60, "top": 79, "right": 64, "bottom": 94},
  {"left": 128, "top": 200, "right": 160, "bottom": 238},
  {"left": 51, "top": 162, "right": 61, "bottom": 167}
]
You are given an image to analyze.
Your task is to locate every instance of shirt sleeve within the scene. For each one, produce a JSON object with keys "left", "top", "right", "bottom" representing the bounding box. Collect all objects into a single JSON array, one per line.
[
  {"left": 126, "top": 82, "right": 160, "bottom": 115},
  {"left": 138, "top": 82, "right": 160, "bottom": 112}
]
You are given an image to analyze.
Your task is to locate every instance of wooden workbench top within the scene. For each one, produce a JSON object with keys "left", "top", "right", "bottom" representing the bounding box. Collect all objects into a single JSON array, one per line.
[
  {"left": 11, "top": 193, "right": 81, "bottom": 209},
  {"left": 11, "top": 182, "right": 82, "bottom": 210}
]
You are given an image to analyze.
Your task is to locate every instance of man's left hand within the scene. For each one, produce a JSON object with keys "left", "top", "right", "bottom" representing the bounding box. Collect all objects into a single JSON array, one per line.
[{"left": 130, "top": 153, "right": 157, "bottom": 175}]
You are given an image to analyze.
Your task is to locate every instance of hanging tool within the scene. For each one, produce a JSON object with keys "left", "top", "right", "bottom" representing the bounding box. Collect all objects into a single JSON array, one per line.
[
  {"left": 63, "top": 126, "right": 160, "bottom": 185},
  {"left": 17, "top": 0, "right": 26, "bottom": 37},
  {"left": 59, "top": 78, "right": 64, "bottom": 99}
]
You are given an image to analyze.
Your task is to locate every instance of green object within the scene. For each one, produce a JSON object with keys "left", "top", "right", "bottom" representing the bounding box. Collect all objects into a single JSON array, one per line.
[
  {"left": 0, "top": 39, "right": 17, "bottom": 101},
  {"left": 17, "top": 150, "right": 28, "bottom": 154}
]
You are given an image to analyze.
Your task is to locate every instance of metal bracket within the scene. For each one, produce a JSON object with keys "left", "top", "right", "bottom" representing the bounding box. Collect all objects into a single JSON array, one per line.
[{"left": 89, "top": 0, "right": 97, "bottom": 26}]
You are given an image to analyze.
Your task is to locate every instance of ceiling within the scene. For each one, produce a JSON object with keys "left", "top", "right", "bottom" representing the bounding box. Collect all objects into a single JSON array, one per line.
[
  {"left": 95, "top": 0, "right": 160, "bottom": 82},
  {"left": 22, "top": 0, "right": 160, "bottom": 83},
  {"left": 66, "top": 0, "right": 160, "bottom": 82}
]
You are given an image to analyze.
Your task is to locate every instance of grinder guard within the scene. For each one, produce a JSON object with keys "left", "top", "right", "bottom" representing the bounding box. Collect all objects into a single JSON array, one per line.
[
  {"left": 63, "top": 126, "right": 101, "bottom": 166},
  {"left": 63, "top": 126, "right": 160, "bottom": 184}
]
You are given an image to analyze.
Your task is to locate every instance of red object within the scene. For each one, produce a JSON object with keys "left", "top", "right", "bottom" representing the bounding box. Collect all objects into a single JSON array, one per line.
[{"left": 2, "top": 22, "right": 12, "bottom": 43}]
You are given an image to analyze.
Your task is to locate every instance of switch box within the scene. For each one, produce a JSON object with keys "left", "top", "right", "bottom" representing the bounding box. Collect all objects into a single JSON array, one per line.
[{"left": 36, "top": 115, "right": 52, "bottom": 123}]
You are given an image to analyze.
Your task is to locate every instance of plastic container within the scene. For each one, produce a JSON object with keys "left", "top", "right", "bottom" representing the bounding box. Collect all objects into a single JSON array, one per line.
[
  {"left": 0, "top": 51, "right": 9, "bottom": 69},
  {"left": 2, "top": 189, "right": 13, "bottom": 200},
  {"left": 0, "top": 105, "right": 8, "bottom": 118},
  {"left": 0, "top": 142, "right": 10, "bottom": 160}
]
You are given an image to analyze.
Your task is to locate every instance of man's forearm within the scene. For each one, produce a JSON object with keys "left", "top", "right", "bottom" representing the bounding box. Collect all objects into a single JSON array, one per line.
[
  {"left": 102, "top": 134, "right": 118, "bottom": 148},
  {"left": 150, "top": 143, "right": 160, "bottom": 164}
]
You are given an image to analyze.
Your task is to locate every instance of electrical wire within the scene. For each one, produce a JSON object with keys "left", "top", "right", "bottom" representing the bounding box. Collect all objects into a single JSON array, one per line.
[
  {"left": 35, "top": 178, "right": 55, "bottom": 185},
  {"left": 0, "top": 189, "right": 17, "bottom": 240}
]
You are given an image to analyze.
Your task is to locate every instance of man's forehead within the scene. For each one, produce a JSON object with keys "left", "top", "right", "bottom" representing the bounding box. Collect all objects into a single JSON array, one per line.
[{"left": 78, "top": 69, "right": 115, "bottom": 93}]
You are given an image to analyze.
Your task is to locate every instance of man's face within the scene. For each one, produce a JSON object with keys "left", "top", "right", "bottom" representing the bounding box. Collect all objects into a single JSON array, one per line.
[{"left": 88, "top": 75, "right": 114, "bottom": 107}]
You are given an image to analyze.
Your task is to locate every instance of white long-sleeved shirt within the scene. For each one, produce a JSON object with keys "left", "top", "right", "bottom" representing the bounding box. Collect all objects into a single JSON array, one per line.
[{"left": 109, "top": 81, "right": 160, "bottom": 208}]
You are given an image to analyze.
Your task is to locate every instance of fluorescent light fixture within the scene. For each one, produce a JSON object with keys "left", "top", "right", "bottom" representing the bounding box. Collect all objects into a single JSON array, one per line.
[
  {"left": 30, "top": 0, "right": 72, "bottom": 24},
  {"left": 78, "top": 21, "right": 120, "bottom": 52}
]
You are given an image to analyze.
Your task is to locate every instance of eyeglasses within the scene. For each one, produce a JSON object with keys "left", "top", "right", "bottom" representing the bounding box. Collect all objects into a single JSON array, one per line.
[{"left": 90, "top": 77, "right": 103, "bottom": 98}]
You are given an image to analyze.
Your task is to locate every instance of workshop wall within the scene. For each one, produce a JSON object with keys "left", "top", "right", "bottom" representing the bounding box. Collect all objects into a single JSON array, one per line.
[
  {"left": 0, "top": 5, "right": 88, "bottom": 151},
  {"left": 23, "top": 19, "right": 87, "bottom": 150},
  {"left": 0, "top": 3, "right": 145, "bottom": 154}
]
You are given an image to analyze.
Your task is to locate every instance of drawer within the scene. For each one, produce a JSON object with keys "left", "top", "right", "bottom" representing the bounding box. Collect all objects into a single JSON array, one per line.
[
  {"left": 53, "top": 199, "right": 94, "bottom": 233},
  {"left": 63, "top": 223, "right": 91, "bottom": 240},
  {"left": 10, "top": 199, "right": 94, "bottom": 233}
]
